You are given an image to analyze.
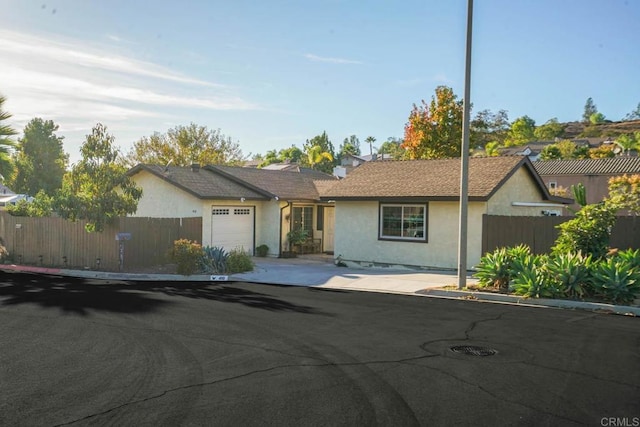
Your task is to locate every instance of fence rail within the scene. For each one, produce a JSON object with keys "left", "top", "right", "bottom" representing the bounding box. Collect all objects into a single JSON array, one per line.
[
  {"left": 482, "top": 215, "right": 640, "bottom": 255},
  {"left": 0, "top": 213, "right": 202, "bottom": 271}
]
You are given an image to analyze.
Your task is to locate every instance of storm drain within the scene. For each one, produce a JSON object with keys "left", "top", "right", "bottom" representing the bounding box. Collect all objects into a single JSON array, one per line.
[{"left": 449, "top": 345, "right": 498, "bottom": 357}]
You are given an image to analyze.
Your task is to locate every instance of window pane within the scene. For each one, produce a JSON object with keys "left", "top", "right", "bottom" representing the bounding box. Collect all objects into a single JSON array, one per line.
[
  {"left": 293, "top": 206, "right": 313, "bottom": 233},
  {"left": 382, "top": 206, "right": 403, "bottom": 237},
  {"left": 380, "top": 204, "right": 426, "bottom": 240},
  {"left": 403, "top": 206, "right": 424, "bottom": 238}
]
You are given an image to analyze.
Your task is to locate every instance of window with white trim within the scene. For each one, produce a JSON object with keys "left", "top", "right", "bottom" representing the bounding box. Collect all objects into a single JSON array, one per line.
[{"left": 379, "top": 203, "right": 427, "bottom": 241}]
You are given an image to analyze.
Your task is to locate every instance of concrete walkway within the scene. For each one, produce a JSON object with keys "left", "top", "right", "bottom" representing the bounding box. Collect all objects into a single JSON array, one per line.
[{"left": 1, "top": 255, "right": 639, "bottom": 316}]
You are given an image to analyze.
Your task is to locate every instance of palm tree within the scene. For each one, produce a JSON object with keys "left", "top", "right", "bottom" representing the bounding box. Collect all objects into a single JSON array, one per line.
[
  {"left": 0, "top": 95, "right": 17, "bottom": 180},
  {"left": 306, "top": 145, "right": 333, "bottom": 169},
  {"left": 365, "top": 136, "right": 376, "bottom": 157}
]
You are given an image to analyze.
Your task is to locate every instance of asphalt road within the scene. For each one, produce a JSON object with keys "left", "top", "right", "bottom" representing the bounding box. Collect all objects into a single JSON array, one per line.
[{"left": 0, "top": 272, "right": 638, "bottom": 427}]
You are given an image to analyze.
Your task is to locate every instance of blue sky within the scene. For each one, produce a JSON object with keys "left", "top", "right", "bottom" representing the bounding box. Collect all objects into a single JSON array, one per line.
[{"left": 1, "top": 0, "right": 639, "bottom": 163}]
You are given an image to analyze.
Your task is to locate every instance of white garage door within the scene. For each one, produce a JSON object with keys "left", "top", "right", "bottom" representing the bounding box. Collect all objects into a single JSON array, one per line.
[{"left": 211, "top": 206, "right": 254, "bottom": 255}]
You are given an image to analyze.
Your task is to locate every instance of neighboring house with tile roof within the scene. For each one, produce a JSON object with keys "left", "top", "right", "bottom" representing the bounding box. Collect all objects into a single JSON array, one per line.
[
  {"left": 533, "top": 157, "right": 640, "bottom": 212},
  {"left": 322, "top": 156, "right": 571, "bottom": 270},
  {"left": 128, "top": 163, "right": 338, "bottom": 256}
]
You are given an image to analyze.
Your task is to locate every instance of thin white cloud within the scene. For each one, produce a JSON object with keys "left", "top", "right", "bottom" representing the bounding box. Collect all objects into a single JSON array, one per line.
[
  {"left": 304, "top": 53, "right": 362, "bottom": 65},
  {"left": 0, "top": 28, "right": 261, "bottom": 162},
  {"left": 0, "top": 29, "right": 224, "bottom": 88}
]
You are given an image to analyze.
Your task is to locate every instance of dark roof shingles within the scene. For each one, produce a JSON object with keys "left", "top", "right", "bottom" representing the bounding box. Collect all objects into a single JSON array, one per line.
[
  {"left": 210, "top": 165, "right": 336, "bottom": 201},
  {"left": 324, "top": 156, "right": 532, "bottom": 200}
]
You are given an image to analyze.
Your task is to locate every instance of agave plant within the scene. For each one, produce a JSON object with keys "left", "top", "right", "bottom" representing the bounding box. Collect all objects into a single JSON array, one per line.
[
  {"left": 613, "top": 248, "right": 640, "bottom": 270},
  {"left": 474, "top": 247, "right": 511, "bottom": 290},
  {"left": 202, "top": 246, "right": 229, "bottom": 274},
  {"left": 546, "top": 252, "right": 593, "bottom": 299},
  {"left": 509, "top": 253, "right": 557, "bottom": 298},
  {"left": 591, "top": 257, "right": 640, "bottom": 304},
  {"left": 474, "top": 245, "right": 532, "bottom": 291}
]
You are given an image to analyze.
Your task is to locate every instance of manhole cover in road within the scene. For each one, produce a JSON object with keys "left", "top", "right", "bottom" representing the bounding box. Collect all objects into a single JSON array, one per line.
[{"left": 449, "top": 345, "right": 498, "bottom": 357}]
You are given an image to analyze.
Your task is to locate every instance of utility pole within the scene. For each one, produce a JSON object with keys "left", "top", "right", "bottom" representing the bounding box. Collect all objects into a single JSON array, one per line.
[{"left": 458, "top": 0, "right": 473, "bottom": 289}]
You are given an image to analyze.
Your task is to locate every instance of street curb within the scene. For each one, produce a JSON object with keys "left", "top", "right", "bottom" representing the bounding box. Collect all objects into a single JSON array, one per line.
[
  {"left": 0, "top": 264, "right": 228, "bottom": 282},
  {"left": 417, "top": 289, "right": 640, "bottom": 317}
]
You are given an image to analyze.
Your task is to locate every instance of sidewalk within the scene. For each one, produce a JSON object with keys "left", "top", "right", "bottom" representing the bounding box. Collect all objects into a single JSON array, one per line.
[{"left": 1, "top": 257, "right": 638, "bottom": 316}]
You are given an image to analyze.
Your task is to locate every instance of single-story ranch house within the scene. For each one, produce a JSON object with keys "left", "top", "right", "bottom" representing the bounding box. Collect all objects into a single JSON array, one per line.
[
  {"left": 128, "top": 163, "right": 338, "bottom": 257},
  {"left": 321, "top": 156, "right": 572, "bottom": 270}
]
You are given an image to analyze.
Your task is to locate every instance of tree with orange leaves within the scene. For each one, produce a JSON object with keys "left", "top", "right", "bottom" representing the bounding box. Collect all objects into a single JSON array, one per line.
[{"left": 402, "top": 86, "right": 463, "bottom": 159}]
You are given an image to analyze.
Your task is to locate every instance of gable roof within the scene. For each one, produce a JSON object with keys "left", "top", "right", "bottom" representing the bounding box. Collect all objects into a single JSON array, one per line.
[
  {"left": 208, "top": 165, "right": 336, "bottom": 201},
  {"left": 323, "top": 156, "right": 568, "bottom": 202},
  {"left": 128, "top": 164, "right": 270, "bottom": 200},
  {"left": 128, "top": 163, "right": 337, "bottom": 202},
  {"left": 532, "top": 157, "right": 640, "bottom": 176}
]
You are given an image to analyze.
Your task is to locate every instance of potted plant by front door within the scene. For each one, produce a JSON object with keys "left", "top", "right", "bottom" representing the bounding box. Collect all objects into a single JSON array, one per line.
[{"left": 282, "top": 229, "right": 308, "bottom": 258}]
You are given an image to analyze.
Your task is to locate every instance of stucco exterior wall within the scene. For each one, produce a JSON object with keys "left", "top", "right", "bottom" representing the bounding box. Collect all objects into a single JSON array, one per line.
[
  {"left": 334, "top": 200, "right": 486, "bottom": 270},
  {"left": 131, "top": 171, "right": 202, "bottom": 218},
  {"left": 487, "top": 167, "right": 558, "bottom": 216}
]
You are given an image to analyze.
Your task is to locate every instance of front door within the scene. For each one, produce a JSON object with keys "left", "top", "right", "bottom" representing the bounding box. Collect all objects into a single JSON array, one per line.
[{"left": 323, "top": 206, "right": 335, "bottom": 253}]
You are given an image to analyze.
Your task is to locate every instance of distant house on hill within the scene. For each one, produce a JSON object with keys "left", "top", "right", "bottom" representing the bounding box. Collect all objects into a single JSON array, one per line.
[
  {"left": 533, "top": 157, "right": 640, "bottom": 213},
  {"left": 334, "top": 152, "right": 393, "bottom": 178}
]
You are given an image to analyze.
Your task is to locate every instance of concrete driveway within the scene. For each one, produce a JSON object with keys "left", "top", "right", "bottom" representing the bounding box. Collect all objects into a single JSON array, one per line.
[{"left": 232, "top": 255, "right": 477, "bottom": 294}]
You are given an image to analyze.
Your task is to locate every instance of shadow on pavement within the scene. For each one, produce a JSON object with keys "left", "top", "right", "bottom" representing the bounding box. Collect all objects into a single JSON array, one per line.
[
  {"left": 139, "top": 281, "right": 331, "bottom": 316},
  {"left": 0, "top": 272, "right": 169, "bottom": 316},
  {"left": 0, "top": 272, "right": 329, "bottom": 316}
]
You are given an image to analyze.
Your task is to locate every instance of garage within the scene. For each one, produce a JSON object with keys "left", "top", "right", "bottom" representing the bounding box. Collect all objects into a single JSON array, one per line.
[{"left": 211, "top": 206, "right": 255, "bottom": 255}]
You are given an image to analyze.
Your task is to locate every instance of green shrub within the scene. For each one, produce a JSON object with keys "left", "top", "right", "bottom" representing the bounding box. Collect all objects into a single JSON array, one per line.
[
  {"left": 202, "top": 246, "right": 228, "bottom": 274},
  {"left": 552, "top": 203, "right": 617, "bottom": 259},
  {"left": 591, "top": 257, "right": 640, "bottom": 304},
  {"left": 227, "top": 248, "right": 254, "bottom": 273},
  {"left": 255, "top": 244, "right": 269, "bottom": 257},
  {"left": 546, "top": 252, "right": 593, "bottom": 299},
  {"left": 613, "top": 248, "right": 640, "bottom": 270},
  {"left": 170, "top": 239, "right": 204, "bottom": 276},
  {"left": 509, "top": 253, "right": 559, "bottom": 298},
  {"left": 474, "top": 244, "right": 531, "bottom": 291}
]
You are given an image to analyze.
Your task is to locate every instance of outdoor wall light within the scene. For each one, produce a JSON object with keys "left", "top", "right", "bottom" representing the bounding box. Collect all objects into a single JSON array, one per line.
[
  {"left": 96, "top": 257, "right": 101, "bottom": 267},
  {"left": 38, "top": 255, "right": 43, "bottom": 265},
  {"left": 62, "top": 256, "right": 67, "bottom": 266},
  {"left": 240, "top": 197, "right": 246, "bottom": 202}
]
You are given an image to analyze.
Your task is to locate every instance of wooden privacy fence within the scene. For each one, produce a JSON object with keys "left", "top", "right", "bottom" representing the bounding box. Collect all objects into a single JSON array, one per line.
[
  {"left": 482, "top": 215, "right": 640, "bottom": 255},
  {"left": 0, "top": 213, "right": 202, "bottom": 271}
]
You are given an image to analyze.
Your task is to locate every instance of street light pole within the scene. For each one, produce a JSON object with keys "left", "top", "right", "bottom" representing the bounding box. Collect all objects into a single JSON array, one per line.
[{"left": 458, "top": 0, "right": 473, "bottom": 289}]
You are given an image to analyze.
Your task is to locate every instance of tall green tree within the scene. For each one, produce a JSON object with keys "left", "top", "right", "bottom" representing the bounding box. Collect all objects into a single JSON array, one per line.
[
  {"left": 534, "top": 118, "right": 564, "bottom": 141},
  {"left": 303, "top": 131, "right": 335, "bottom": 173},
  {"left": 11, "top": 118, "right": 68, "bottom": 196},
  {"left": 582, "top": 97, "right": 598, "bottom": 123},
  {"left": 505, "top": 115, "right": 536, "bottom": 146},
  {"left": 257, "top": 145, "right": 305, "bottom": 168},
  {"left": 336, "top": 135, "right": 361, "bottom": 164},
  {"left": 56, "top": 123, "right": 142, "bottom": 232},
  {"left": 0, "top": 95, "right": 17, "bottom": 181},
  {"left": 306, "top": 145, "right": 333, "bottom": 170},
  {"left": 589, "top": 112, "right": 606, "bottom": 125},
  {"left": 402, "top": 85, "right": 463, "bottom": 159},
  {"left": 365, "top": 136, "right": 376, "bottom": 157},
  {"left": 470, "top": 109, "right": 510, "bottom": 148},
  {"left": 125, "top": 123, "right": 244, "bottom": 167},
  {"left": 378, "top": 137, "right": 406, "bottom": 159}
]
